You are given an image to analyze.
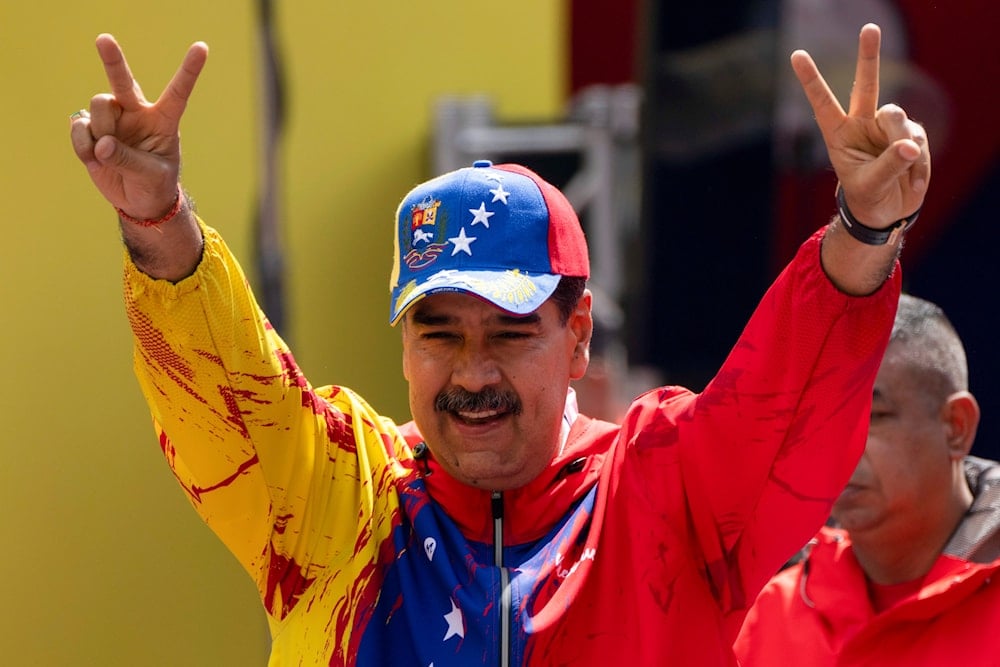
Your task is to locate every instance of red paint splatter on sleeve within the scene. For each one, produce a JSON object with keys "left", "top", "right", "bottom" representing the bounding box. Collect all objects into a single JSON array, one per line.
[
  {"left": 127, "top": 303, "right": 196, "bottom": 382},
  {"left": 264, "top": 542, "right": 318, "bottom": 620},
  {"left": 159, "top": 427, "right": 261, "bottom": 506},
  {"left": 338, "top": 509, "right": 402, "bottom": 666}
]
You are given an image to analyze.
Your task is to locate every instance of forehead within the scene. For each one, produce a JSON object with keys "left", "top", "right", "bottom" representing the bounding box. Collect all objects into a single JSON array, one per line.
[
  {"left": 874, "top": 346, "right": 913, "bottom": 387},
  {"left": 873, "top": 344, "right": 938, "bottom": 405},
  {"left": 406, "top": 292, "right": 547, "bottom": 326}
]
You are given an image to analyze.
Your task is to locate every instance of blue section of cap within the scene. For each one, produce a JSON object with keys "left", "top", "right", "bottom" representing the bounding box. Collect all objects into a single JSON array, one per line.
[{"left": 390, "top": 163, "right": 558, "bottom": 323}]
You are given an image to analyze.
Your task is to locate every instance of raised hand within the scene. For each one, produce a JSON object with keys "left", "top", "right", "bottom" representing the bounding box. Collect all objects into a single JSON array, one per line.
[
  {"left": 70, "top": 34, "right": 209, "bottom": 222},
  {"left": 792, "top": 23, "right": 930, "bottom": 230}
]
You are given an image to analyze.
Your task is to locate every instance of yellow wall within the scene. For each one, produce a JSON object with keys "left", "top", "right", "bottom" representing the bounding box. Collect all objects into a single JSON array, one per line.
[{"left": 1, "top": 2, "right": 565, "bottom": 664}]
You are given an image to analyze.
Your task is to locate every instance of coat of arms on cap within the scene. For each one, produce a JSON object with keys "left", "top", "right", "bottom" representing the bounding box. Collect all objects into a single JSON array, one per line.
[{"left": 406, "top": 196, "right": 448, "bottom": 269}]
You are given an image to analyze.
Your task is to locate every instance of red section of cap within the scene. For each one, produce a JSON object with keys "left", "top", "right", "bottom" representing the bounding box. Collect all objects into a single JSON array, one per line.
[{"left": 495, "top": 163, "right": 590, "bottom": 279}]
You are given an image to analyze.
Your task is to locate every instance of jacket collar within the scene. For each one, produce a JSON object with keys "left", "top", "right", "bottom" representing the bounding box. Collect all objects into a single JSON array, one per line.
[
  {"left": 398, "top": 392, "right": 618, "bottom": 545},
  {"left": 802, "top": 526, "right": 1000, "bottom": 626},
  {"left": 945, "top": 456, "right": 1000, "bottom": 562}
]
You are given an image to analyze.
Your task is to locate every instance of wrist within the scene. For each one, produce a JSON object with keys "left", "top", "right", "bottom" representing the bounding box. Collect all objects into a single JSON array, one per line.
[
  {"left": 116, "top": 185, "right": 185, "bottom": 228},
  {"left": 836, "top": 185, "right": 920, "bottom": 246}
]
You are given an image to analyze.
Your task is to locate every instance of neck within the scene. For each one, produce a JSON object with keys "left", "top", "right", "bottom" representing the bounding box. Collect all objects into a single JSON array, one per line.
[{"left": 852, "top": 476, "right": 973, "bottom": 584}]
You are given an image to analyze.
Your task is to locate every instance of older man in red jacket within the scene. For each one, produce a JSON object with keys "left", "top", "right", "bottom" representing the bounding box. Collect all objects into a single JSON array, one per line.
[{"left": 735, "top": 294, "right": 1000, "bottom": 667}]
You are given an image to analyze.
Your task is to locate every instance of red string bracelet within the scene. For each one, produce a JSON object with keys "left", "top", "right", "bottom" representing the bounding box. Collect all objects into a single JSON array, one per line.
[{"left": 116, "top": 185, "right": 185, "bottom": 228}]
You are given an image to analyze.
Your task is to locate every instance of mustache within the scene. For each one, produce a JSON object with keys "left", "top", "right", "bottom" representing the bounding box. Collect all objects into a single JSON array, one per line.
[{"left": 434, "top": 387, "right": 522, "bottom": 415}]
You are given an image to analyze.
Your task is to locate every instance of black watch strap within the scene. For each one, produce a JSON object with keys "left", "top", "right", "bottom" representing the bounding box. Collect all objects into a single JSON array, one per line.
[{"left": 837, "top": 186, "right": 920, "bottom": 246}]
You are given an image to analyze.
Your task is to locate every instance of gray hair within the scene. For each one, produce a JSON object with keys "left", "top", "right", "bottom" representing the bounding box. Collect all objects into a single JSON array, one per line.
[{"left": 889, "top": 294, "right": 968, "bottom": 400}]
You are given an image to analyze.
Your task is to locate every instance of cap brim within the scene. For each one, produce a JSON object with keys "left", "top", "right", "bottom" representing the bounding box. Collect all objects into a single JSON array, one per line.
[{"left": 390, "top": 269, "right": 561, "bottom": 325}]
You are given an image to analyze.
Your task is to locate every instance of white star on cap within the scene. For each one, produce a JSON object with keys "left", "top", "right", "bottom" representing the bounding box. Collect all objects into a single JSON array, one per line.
[
  {"left": 449, "top": 227, "right": 476, "bottom": 256},
  {"left": 469, "top": 202, "right": 495, "bottom": 228},
  {"left": 443, "top": 599, "right": 464, "bottom": 641},
  {"left": 489, "top": 184, "right": 510, "bottom": 205}
]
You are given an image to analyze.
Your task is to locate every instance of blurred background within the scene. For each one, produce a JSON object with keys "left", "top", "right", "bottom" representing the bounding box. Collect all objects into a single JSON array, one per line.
[{"left": 1, "top": 1, "right": 996, "bottom": 664}]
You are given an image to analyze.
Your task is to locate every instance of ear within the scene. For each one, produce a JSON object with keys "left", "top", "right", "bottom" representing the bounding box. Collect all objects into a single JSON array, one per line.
[
  {"left": 942, "top": 391, "right": 980, "bottom": 459},
  {"left": 568, "top": 289, "right": 593, "bottom": 381}
]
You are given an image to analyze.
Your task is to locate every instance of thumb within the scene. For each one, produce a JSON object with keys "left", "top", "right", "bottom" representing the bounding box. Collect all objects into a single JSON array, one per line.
[
  {"left": 896, "top": 138, "right": 930, "bottom": 194},
  {"left": 94, "top": 134, "right": 136, "bottom": 170},
  {"left": 894, "top": 138, "right": 922, "bottom": 164},
  {"left": 884, "top": 138, "right": 930, "bottom": 201},
  {"left": 94, "top": 134, "right": 175, "bottom": 178},
  {"left": 93, "top": 135, "right": 179, "bottom": 216},
  {"left": 868, "top": 138, "right": 921, "bottom": 187}
]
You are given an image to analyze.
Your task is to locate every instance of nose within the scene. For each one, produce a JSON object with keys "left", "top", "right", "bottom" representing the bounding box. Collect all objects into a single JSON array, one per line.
[{"left": 451, "top": 339, "right": 502, "bottom": 393}]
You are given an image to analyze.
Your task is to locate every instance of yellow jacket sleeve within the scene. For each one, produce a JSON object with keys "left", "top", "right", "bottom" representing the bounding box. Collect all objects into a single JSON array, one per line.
[{"left": 123, "top": 219, "right": 408, "bottom": 633}]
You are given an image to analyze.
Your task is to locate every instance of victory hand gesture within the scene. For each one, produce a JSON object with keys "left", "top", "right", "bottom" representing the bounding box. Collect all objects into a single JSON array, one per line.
[
  {"left": 792, "top": 23, "right": 930, "bottom": 230},
  {"left": 794, "top": 23, "right": 931, "bottom": 296},
  {"left": 70, "top": 34, "right": 208, "bottom": 222}
]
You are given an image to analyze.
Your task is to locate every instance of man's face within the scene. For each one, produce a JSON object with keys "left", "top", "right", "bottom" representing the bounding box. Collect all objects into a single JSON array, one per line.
[
  {"left": 401, "top": 290, "right": 592, "bottom": 490},
  {"left": 831, "top": 344, "right": 954, "bottom": 536}
]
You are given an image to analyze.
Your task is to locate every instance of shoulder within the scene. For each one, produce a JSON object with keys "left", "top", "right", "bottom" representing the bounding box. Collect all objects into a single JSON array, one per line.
[
  {"left": 964, "top": 456, "right": 1000, "bottom": 495},
  {"left": 619, "top": 385, "right": 697, "bottom": 427}
]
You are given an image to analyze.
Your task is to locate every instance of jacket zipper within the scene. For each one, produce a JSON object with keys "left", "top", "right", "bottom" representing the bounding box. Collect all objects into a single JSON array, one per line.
[{"left": 492, "top": 490, "right": 511, "bottom": 667}]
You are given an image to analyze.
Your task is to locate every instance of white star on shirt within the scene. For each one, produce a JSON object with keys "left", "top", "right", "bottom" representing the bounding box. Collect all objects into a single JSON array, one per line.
[
  {"left": 489, "top": 184, "right": 510, "bottom": 205},
  {"left": 449, "top": 227, "right": 476, "bottom": 256},
  {"left": 468, "top": 202, "right": 495, "bottom": 228},
  {"left": 443, "top": 598, "right": 464, "bottom": 641}
]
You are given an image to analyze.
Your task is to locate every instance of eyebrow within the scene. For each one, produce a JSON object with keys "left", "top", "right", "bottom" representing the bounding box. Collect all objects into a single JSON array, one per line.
[{"left": 410, "top": 307, "right": 541, "bottom": 327}]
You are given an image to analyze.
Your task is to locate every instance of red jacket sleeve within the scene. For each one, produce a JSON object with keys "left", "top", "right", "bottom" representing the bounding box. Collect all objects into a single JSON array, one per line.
[{"left": 625, "top": 227, "right": 899, "bottom": 619}]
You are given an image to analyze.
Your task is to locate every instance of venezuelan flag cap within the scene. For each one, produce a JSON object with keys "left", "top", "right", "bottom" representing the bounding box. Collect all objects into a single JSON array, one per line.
[{"left": 389, "top": 160, "right": 590, "bottom": 325}]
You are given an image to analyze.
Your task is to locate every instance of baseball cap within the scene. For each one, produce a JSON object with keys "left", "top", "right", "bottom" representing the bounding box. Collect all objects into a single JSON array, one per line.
[{"left": 389, "top": 160, "right": 590, "bottom": 325}]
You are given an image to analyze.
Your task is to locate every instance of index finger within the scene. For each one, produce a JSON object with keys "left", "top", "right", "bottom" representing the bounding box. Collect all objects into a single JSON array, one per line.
[
  {"left": 790, "top": 48, "right": 845, "bottom": 134},
  {"left": 154, "top": 41, "right": 209, "bottom": 122},
  {"left": 847, "top": 23, "right": 882, "bottom": 119},
  {"left": 95, "top": 33, "right": 145, "bottom": 109}
]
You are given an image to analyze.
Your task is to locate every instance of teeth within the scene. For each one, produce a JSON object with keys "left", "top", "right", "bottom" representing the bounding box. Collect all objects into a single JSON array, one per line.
[{"left": 458, "top": 409, "right": 501, "bottom": 420}]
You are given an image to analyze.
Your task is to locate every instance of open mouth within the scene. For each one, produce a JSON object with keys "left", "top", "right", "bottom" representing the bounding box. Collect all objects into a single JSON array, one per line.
[{"left": 453, "top": 408, "right": 508, "bottom": 425}]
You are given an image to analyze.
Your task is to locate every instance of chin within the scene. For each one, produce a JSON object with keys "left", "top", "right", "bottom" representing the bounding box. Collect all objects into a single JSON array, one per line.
[
  {"left": 454, "top": 460, "right": 537, "bottom": 491},
  {"left": 831, "top": 509, "right": 877, "bottom": 534}
]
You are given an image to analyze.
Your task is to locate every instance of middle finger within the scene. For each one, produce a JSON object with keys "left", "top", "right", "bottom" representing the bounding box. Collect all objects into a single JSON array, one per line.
[{"left": 847, "top": 23, "right": 882, "bottom": 119}]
